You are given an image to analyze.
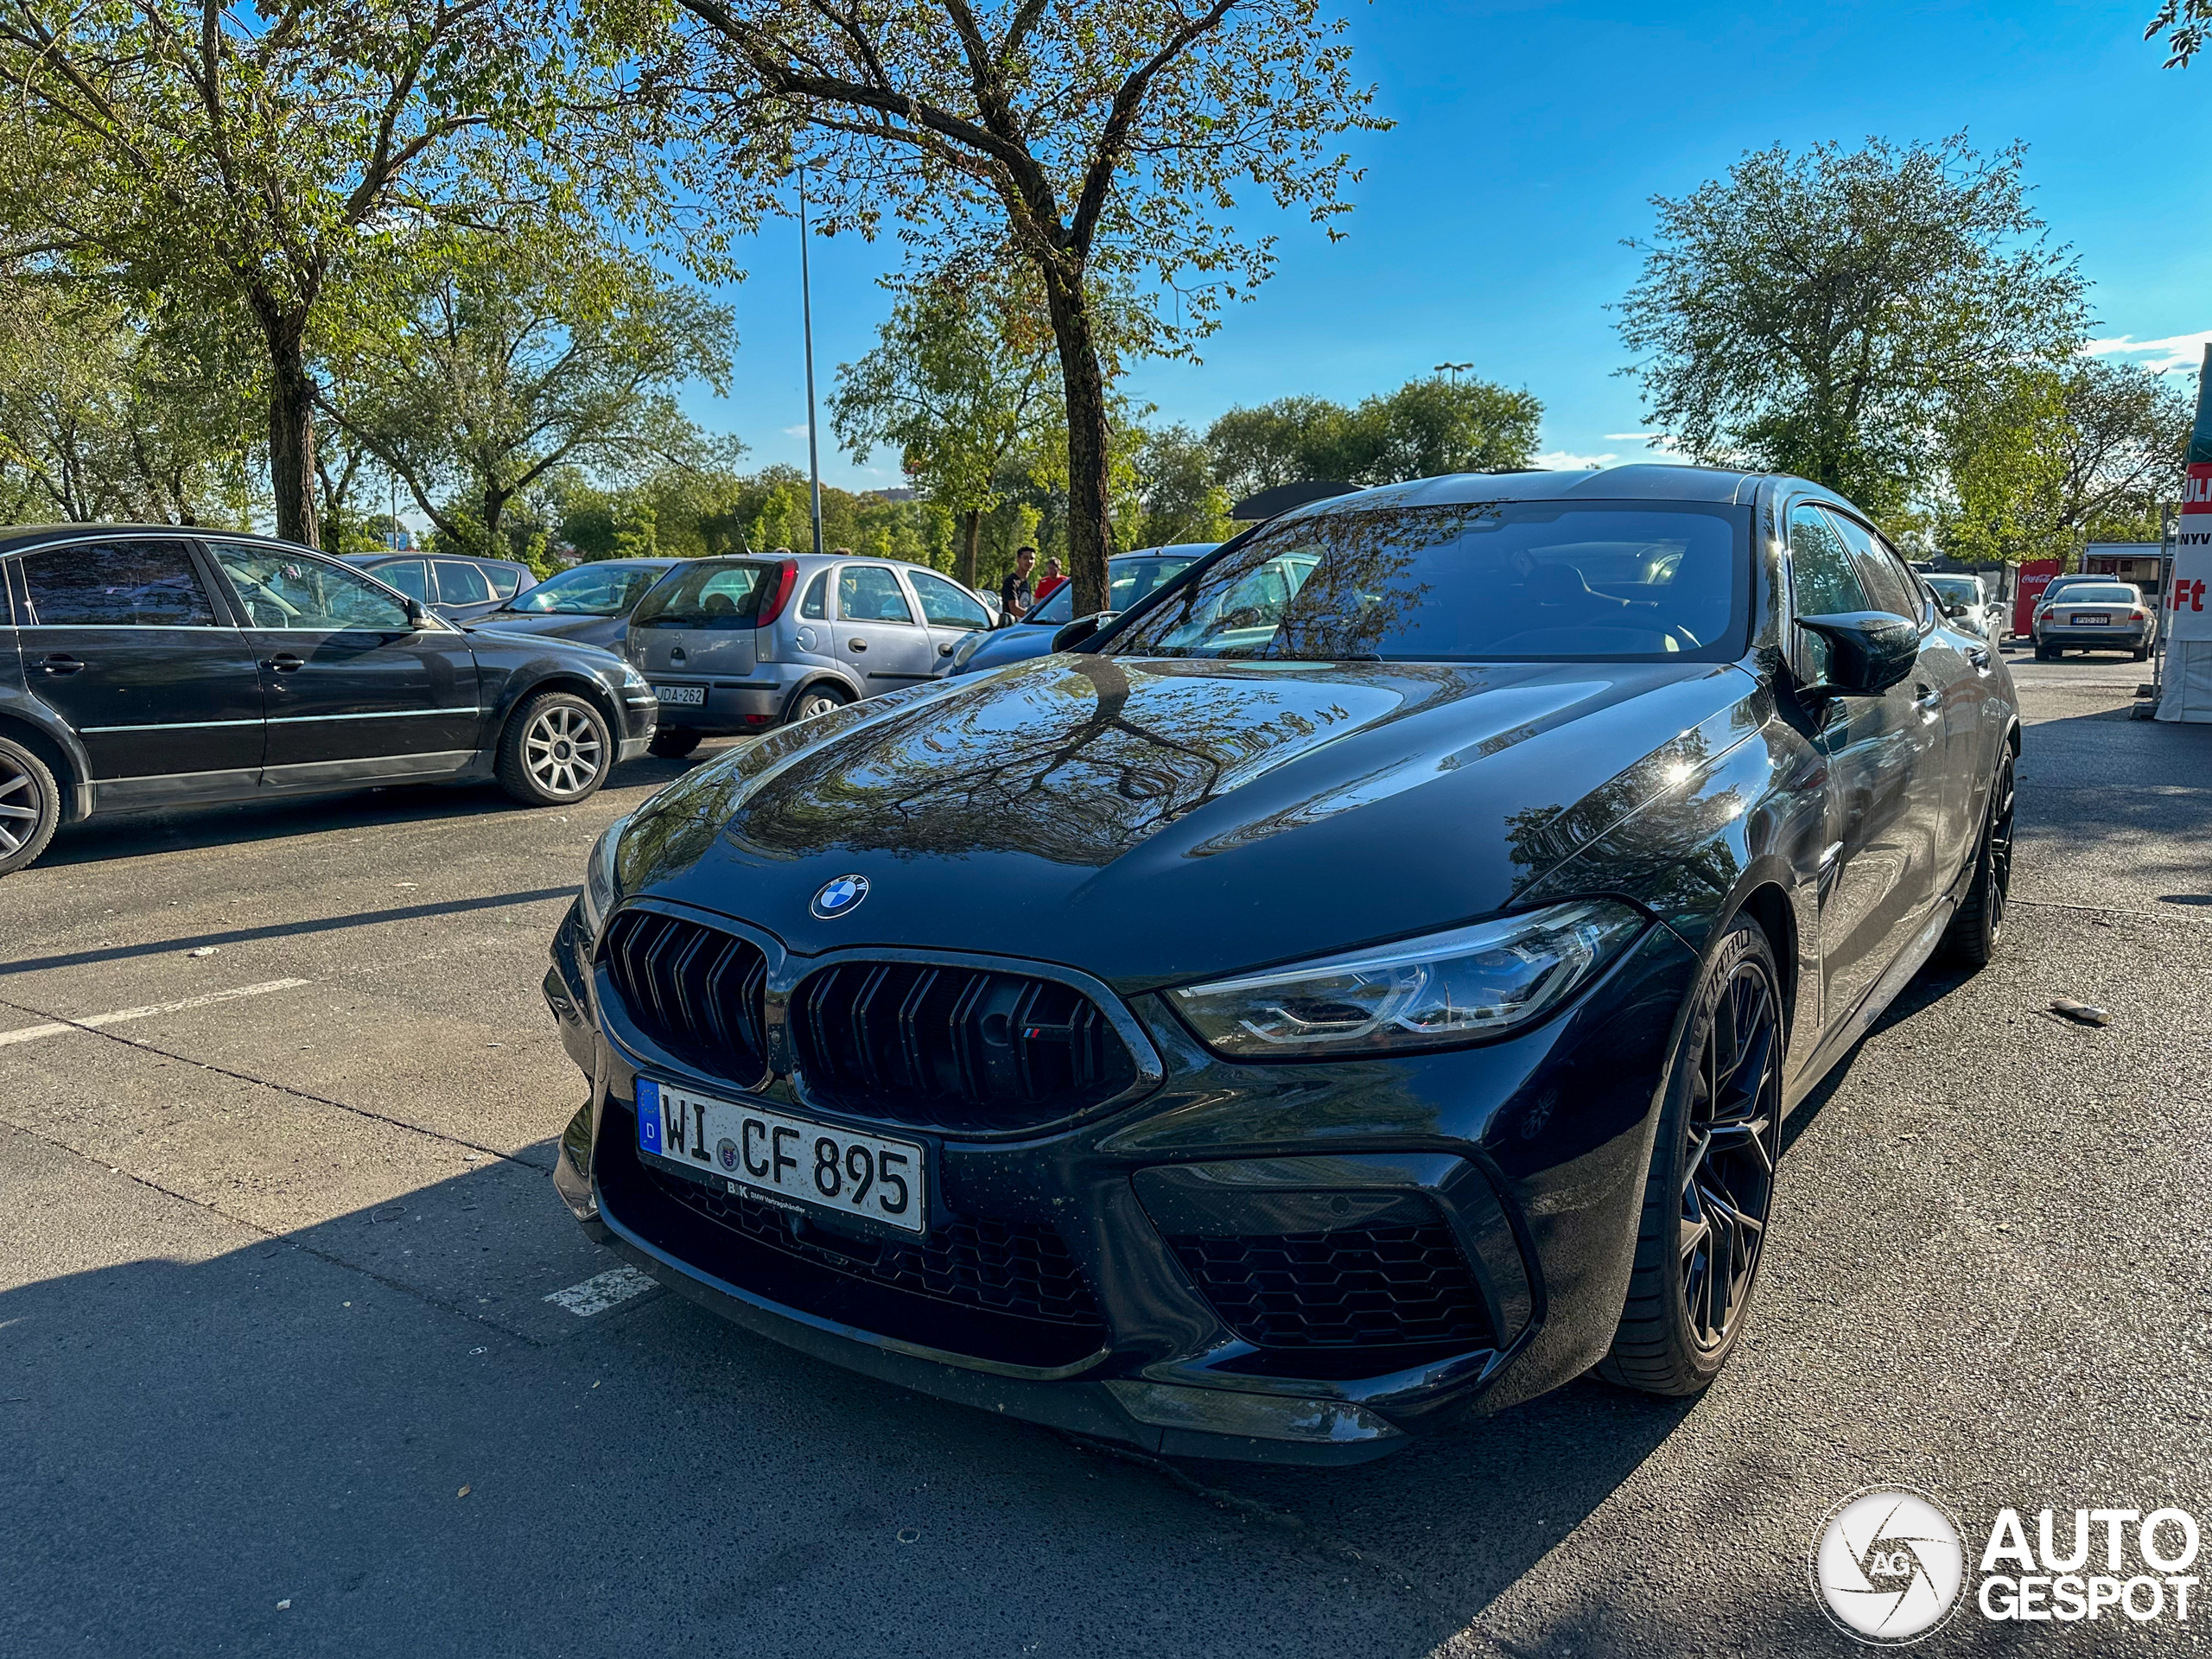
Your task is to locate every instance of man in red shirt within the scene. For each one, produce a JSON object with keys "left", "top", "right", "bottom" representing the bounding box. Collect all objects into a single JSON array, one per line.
[{"left": 1032, "top": 556, "right": 1067, "bottom": 607}]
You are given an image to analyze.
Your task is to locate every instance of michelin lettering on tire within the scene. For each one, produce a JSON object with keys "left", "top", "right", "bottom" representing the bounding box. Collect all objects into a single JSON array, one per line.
[{"left": 1810, "top": 1486, "right": 1966, "bottom": 1644}]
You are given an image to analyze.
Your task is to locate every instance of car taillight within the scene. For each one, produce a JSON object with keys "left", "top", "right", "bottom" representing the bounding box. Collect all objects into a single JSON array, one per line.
[
  {"left": 753, "top": 559, "right": 800, "bottom": 627},
  {"left": 2132, "top": 609, "right": 2147, "bottom": 621}
]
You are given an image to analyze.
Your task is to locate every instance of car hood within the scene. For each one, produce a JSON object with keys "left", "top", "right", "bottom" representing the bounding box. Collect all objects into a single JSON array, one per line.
[
  {"left": 957, "top": 622, "right": 1058, "bottom": 674},
  {"left": 615, "top": 654, "right": 1765, "bottom": 988},
  {"left": 465, "top": 624, "right": 620, "bottom": 659},
  {"left": 468, "top": 613, "right": 622, "bottom": 643}
]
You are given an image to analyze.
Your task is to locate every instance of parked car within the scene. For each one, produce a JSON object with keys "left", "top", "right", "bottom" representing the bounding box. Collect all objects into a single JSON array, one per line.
[
  {"left": 621, "top": 553, "right": 995, "bottom": 757},
  {"left": 947, "top": 544, "right": 1215, "bottom": 677},
  {"left": 0, "top": 528, "right": 658, "bottom": 876},
  {"left": 1923, "top": 573, "right": 2001, "bottom": 643},
  {"left": 543, "top": 464, "right": 2018, "bottom": 1465},
  {"left": 470, "top": 558, "right": 680, "bottom": 649},
  {"left": 2032, "top": 581, "right": 2157, "bottom": 660},
  {"left": 343, "top": 551, "right": 537, "bottom": 623}
]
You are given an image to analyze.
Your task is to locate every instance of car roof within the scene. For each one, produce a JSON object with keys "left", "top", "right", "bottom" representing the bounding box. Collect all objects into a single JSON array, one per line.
[{"left": 1270, "top": 464, "right": 1770, "bottom": 531}]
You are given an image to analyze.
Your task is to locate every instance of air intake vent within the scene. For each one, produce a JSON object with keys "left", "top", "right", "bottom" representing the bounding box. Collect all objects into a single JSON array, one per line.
[
  {"left": 791, "top": 962, "right": 1137, "bottom": 1134},
  {"left": 1167, "top": 1222, "right": 1493, "bottom": 1373},
  {"left": 600, "top": 910, "right": 769, "bottom": 1085}
]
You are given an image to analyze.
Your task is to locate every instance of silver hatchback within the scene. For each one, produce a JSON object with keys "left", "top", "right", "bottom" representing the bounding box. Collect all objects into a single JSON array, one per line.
[{"left": 622, "top": 553, "right": 995, "bottom": 755}]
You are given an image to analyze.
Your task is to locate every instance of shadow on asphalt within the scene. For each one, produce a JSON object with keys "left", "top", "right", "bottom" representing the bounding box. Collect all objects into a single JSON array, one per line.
[
  {"left": 35, "top": 755, "right": 703, "bottom": 870},
  {"left": 2, "top": 1154, "right": 1730, "bottom": 1656}
]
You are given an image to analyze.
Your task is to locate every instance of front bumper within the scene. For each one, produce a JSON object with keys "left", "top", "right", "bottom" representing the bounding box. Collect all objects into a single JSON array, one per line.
[{"left": 543, "top": 899, "right": 1698, "bottom": 1464}]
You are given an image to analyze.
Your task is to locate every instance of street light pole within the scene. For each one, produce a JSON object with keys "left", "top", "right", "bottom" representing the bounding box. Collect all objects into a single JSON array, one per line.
[
  {"left": 1433, "top": 360, "right": 1473, "bottom": 386},
  {"left": 799, "top": 164, "right": 826, "bottom": 559}
]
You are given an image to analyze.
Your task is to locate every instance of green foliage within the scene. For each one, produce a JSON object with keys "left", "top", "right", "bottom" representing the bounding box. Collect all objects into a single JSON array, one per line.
[
  {"left": 1118, "top": 423, "right": 1233, "bottom": 550},
  {"left": 1206, "top": 375, "right": 1542, "bottom": 501},
  {"left": 0, "top": 277, "right": 257, "bottom": 525},
  {"left": 1617, "top": 136, "right": 2088, "bottom": 518},
  {"left": 2146, "top": 0, "right": 2212, "bottom": 66},
  {"left": 0, "top": 0, "right": 659, "bottom": 545},
  {"left": 321, "top": 227, "right": 735, "bottom": 560}
]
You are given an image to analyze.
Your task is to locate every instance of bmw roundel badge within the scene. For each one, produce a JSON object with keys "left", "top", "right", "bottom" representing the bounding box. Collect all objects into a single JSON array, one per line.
[{"left": 810, "top": 874, "right": 869, "bottom": 919}]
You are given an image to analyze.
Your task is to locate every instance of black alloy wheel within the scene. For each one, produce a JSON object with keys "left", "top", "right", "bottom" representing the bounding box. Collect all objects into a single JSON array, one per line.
[
  {"left": 0, "top": 734, "right": 60, "bottom": 876},
  {"left": 1600, "top": 918, "right": 1783, "bottom": 1395},
  {"left": 1943, "top": 749, "right": 2014, "bottom": 967}
]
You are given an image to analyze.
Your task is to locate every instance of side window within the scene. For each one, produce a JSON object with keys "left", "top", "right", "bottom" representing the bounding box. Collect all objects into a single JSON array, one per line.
[
  {"left": 20, "top": 540, "right": 217, "bottom": 626},
  {"left": 1825, "top": 511, "right": 1918, "bottom": 621},
  {"left": 485, "top": 566, "right": 523, "bottom": 600},
  {"left": 799, "top": 569, "right": 829, "bottom": 620},
  {"left": 434, "top": 561, "right": 493, "bottom": 607},
  {"left": 839, "top": 565, "right": 914, "bottom": 624},
  {"left": 376, "top": 560, "right": 429, "bottom": 601},
  {"left": 1787, "top": 505, "right": 1868, "bottom": 618},
  {"left": 209, "top": 544, "right": 412, "bottom": 632},
  {"left": 907, "top": 570, "right": 990, "bottom": 631}
]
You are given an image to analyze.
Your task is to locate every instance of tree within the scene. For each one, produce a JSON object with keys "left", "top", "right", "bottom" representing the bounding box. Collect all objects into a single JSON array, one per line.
[
  {"left": 655, "top": 0, "right": 1385, "bottom": 615},
  {"left": 1938, "top": 357, "right": 2191, "bottom": 562},
  {"left": 321, "top": 232, "right": 735, "bottom": 561},
  {"left": 0, "top": 276, "right": 256, "bottom": 524},
  {"left": 1118, "top": 422, "right": 1231, "bottom": 548},
  {"left": 0, "top": 1, "right": 642, "bottom": 545},
  {"left": 1615, "top": 136, "right": 2088, "bottom": 518},
  {"left": 2146, "top": 0, "right": 2211, "bottom": 65},
  {"left": 1205, "top": 374, "right": 1541, "bottom": 501},
  {"left": 830, "top": 261, "right": 1060, "bottom": 588}
]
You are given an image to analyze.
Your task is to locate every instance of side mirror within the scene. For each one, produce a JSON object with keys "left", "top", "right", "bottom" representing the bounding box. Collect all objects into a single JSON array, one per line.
[
  {"left": 1796, "top": 612, "right": 1919, "bottom": 696},
  {"left": 404, "top": 599, "right": 435, "bottom": 629},
  {"left": 1941, "top": 600, "right": 1970, "bottom": 620},
  {"left": 1052, "top": 611, "right": 1116, "bottom": 652}
]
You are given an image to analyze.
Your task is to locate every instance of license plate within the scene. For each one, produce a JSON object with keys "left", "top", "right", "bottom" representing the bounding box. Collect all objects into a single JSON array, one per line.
[
  {"left": 652, "top": 683, "right": 707, "bottom": 705},
  {"left": 2072, "top": 614, "right": 2108, "bottom": 626},
  {"left": 635, "top": 1078, "right": 926, "bottom": 1234}
]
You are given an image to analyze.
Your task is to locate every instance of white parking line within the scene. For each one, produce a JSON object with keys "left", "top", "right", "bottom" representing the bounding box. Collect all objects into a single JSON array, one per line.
[
  {"left": 543, "top": 1266, "right": 658, "bottom": 1317},
  {"left": 0, "top": 978, "right": 313, "bottom": 1046}
]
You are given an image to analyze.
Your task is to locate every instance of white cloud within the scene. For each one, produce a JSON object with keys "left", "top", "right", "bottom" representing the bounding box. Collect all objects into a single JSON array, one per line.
[
  {"left": 1603, "top": 431, "right": 1661, "bottom": 443},
  {"left": 1535, "top": 449, "right": 1618, "bottom": 471},
  {"left": 781, "top": 423, "right": 812, "bottom": 439},
  {"left": 2084, "top": 331, "right": 2212, "bottom": 373}
]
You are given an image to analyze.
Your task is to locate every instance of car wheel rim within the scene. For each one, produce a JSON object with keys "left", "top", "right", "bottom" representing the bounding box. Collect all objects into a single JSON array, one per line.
[
  {"left": 0, "top": 753, "right": 45, "bottom": 855},
  {"left": 1680, "top": 957, "right": 1780, "bottom": 1352},
  {"left": 524, "top": 707, "right": 603, "bottom": 797},
  {"left": 1987, "top": 758, "right": 2015, "bottom": 941}
]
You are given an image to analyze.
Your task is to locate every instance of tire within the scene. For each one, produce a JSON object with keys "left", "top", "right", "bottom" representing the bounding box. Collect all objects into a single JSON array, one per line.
[
  {"left": 1598, "top": 918, "right": 1783, "bottom": 1396},
  {"left": 648, "top": 728, "right": 703, "bottom": 760},
  {"left": 787, "top": 682, "right": 852, "bottom": 723},
  {"left": 0, "top": 734, "right": 61, "bottom": 876},
  {"left": 1942, "top": 750, "right": 2014, "bottom": 968},
  {"left": 2034, "top": 645, "right": 2055, "bottom": 661},
  {"left": 2133, "top": 645, "right": 2150, "bottom": 663},
  {"left": 496, "top": 690, "right": 613, "bottom": 806}
]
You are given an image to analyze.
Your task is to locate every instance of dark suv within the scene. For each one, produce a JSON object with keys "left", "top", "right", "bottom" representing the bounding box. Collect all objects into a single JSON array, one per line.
[{"left": 0, "top": 528, "right": 658, "bottom": 876}]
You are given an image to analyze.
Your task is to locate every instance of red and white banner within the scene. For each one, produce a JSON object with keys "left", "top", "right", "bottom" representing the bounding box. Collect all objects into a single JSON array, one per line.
[{"left": 2171, "top": 461, "right": 2212, "bottom": 645}]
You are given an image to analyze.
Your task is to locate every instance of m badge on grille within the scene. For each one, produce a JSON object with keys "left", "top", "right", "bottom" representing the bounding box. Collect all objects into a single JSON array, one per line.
[{"left": 810, "top": 874, "right": 869, "bottom": 919}]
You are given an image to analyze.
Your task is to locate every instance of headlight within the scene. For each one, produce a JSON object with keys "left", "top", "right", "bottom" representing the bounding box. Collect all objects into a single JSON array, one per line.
[
  {"left": 619, "top": 662, "right": 651, "bottom": 691},
  {"left": 1167, "top": 900, "right": 1647, "bottom": 1059},
  {"left": 578, "top": 814, "right": 631, "bottom": 938}
]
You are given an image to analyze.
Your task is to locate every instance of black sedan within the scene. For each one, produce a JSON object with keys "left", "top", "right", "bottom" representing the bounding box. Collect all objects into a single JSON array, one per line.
[
  {"left": 469, "top": 557, "right": 681, "bottom": 650},
  {"left": 0, "top": 528, "right": 658, "bottom": 876},
  {"left": 543, "top": 466, "right": 2018, "bottom": 1465}
]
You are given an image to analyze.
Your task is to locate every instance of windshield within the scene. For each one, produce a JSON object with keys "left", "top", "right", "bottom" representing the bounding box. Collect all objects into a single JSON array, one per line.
[
  {"left": 630, "top": 560, "right": 774, "bottom": 630},
  {"left": 501, "top": 563, "right": 666, "bottom": 616},
  {"left": 1030, "top": 554, "right": 1205, "bottom": 626},
  {"left": 2055, "top": 586, "right": 2137, "bottom": 605},
  {"left": 1106, "top": 501, "right": 1749, "bottom": 662}
]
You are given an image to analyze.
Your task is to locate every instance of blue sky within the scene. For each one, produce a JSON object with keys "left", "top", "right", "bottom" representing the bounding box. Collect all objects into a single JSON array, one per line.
[{"left": 685, "top": 1, "right": 2207, "bottom": 491}]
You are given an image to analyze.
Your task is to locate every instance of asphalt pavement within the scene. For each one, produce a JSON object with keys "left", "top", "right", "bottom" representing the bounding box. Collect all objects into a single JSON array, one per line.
[{"left": 3, "top": 647, "right": 2209, "bottom": 1657}]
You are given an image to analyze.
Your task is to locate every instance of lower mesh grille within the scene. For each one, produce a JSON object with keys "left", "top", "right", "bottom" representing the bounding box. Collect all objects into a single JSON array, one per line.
[
  {"left": 596, "top": 1116, "right": 1105, "bottom": 1369},
  {"left": 1167, "top": 1223, "right": 1493, "bottom": 1356},
  {"left": 654, "top": 1170, "right": 1101, "bottom": 1326}
]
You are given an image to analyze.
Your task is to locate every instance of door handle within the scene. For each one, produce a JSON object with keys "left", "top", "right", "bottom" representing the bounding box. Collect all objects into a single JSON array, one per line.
[
  {"left": 262, "top": 652, "right": 305, "bottom": 673},
  {"left": 34, "top": 653, "right": 85, "bottom": 676},
  {"left": 848, "top": 638, "right": 868, "bottom": 652}
]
